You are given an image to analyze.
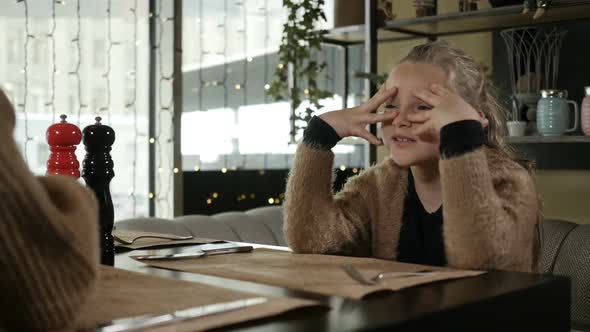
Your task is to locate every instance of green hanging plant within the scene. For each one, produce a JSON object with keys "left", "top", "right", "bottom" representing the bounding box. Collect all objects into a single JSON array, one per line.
[{"left": 267, "top": 0, "right": 334, "bottom": 141}]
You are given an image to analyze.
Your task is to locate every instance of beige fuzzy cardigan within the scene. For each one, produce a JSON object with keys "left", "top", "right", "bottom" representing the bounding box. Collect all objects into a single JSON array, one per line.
[
  {"left": 0, "top": 90, "right": 99, "bottom": 329},
  {"left": 284, "top": 144, "right": 542, "bottom": 273}
]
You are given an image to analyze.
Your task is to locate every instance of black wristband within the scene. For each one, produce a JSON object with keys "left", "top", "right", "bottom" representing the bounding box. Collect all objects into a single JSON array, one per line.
[
  {"left": 302, "top": 116, "right": 341, "bottom": 150},
  {"left": 439, "top": 120, "right": 485, "bottom": 159}
]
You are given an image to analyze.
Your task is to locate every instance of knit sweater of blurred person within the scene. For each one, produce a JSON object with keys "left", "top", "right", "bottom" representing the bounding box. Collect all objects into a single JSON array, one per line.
[{"left": 0, "top": 89, "right": 99, "bottom": 330}]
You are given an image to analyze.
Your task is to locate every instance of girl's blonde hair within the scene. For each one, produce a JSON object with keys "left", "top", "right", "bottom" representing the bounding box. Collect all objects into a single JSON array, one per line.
[{"left": 398, "top": 40, "right": 522, "bottom": 165}]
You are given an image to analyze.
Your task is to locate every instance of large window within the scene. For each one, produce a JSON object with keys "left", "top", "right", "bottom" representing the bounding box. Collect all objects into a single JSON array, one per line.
[
  {"left": 181, "top": 0, "right": 367, "bottom": 172},
  {"left": 0, "top": 0, "right": 151, "bottom": 220}
]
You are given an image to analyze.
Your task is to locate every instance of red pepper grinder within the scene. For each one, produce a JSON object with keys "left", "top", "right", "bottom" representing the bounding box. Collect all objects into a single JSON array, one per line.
[{"left": 46, "top": 114, "right": 82, "bottom": 178}]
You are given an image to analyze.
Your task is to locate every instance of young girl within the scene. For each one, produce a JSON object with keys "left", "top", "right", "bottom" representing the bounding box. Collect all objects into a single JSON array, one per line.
[{"left": 284, "top": 40, "right": 542, "bottom": 273}]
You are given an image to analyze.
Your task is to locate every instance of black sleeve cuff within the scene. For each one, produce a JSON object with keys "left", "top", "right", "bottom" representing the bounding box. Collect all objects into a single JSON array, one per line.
[
  {"left": 440, "top": 120, "right": 485, "bottom": 159},
  {"left": 302, "top": 116, "right": 341, "bottom": 150}
]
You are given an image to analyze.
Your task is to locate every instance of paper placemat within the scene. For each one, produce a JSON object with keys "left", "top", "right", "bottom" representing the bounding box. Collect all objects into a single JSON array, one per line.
[
  {"left": 137, "top": 248, "right": 485, "bottom": 300},
  {"left": 113, "top": 229, "right": 224, "bottom": 251},
  {"left": 76, "top": 266, "right": 320, "bottom": 331}
]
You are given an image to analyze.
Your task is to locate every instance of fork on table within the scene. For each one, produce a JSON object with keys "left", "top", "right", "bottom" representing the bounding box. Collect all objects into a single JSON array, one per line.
[{"left": 341, "top": 264, "right": 435, "bottom": 286}]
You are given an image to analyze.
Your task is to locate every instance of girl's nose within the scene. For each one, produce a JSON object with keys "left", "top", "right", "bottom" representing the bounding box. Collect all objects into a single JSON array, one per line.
[{"left": 392, "top": 108, "right": 411, "bottom": 128}]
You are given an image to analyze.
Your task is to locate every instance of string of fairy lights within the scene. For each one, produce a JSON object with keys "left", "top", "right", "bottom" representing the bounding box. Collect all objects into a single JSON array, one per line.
[
  {"left": 187, "top": 0, "right": 365, "bottom": 208},
  {"left": 9, "top": 0, "right": 364, "bottom": 214},
  {"left": 127, "top": 0, "right": 139, "bottom": 216},
  {"left": 196, "top": 0, "right": 204, "bottom": 116},
  {"left": 263, "top": 0, "right": 270, "bottom": 103},
  {"left": 10, "top": 0, "right": 158, "bottom": 218},
  {"left": 16, "top": 0, "right": 32, "bottom": 164},
  {"left": 222, "top": 0, "right": 229, "bottom": 172},
  {"left": 193, "top": 0, "right": 282, "bottom": 174},
  {"left": 238, "top": 1, "right": 248, "bottom": 108},
  {"left": 47, "top": 0, "right": 57, "bottom": 122},
  {"left": 192, "top": 0, "right": 281, "bottom": 207},
  {"left": 71, "top": 0, "right": 87, "bottom": 127},
  {"left": 151, "top": 0, "right": 176, "bottom": 217},
  {"left": 99, "top": 0, "right": 119, "bottom": 124}
]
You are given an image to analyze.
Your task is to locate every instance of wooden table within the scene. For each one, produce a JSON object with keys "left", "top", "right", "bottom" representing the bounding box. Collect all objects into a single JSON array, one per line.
[{"left": 115, "top": 242, "right": 571, "bottom": 331}]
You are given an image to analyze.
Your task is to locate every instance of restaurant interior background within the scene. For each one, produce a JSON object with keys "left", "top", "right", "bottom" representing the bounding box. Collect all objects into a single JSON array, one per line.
[{"left": 1, "top": 0, "right": 589, "bottom": 224}]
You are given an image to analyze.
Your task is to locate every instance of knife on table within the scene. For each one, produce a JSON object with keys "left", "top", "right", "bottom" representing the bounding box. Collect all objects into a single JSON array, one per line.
[
  {"left": 97, "top": 297, "right": 268, "bottom": 332},
  {"left": 130, "top": 245, "right": 254, "bottom": 261}
]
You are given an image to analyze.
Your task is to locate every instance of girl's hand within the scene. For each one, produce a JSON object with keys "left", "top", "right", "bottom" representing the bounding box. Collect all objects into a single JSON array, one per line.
[
  {"left": 319, "top": 86, "right": 399, "bottom": 145},
  {"left": 407, "top": 84, "right": 488, "bottom": 143}
]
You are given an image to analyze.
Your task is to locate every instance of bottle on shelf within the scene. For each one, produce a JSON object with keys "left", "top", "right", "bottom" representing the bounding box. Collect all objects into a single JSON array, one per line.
[
  {"left": 459, "top": 0, "right": 478, "bottom": 12},
  {"left": 582, "top": 86, "right": 590, "bottom": 136},
  {"left": 414, "top": 0, "right": 436, "bottom": 17}
]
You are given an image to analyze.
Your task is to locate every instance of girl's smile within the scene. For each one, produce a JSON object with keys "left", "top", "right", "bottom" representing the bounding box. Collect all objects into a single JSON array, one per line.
[{"left": 389, "top": 134, "right": 417, "bottom": 148}]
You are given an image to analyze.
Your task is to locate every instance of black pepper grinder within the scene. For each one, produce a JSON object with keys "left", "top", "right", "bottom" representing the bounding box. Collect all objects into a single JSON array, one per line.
[{"left": 82, "top": 116, "right": 115, "bottom": 266}]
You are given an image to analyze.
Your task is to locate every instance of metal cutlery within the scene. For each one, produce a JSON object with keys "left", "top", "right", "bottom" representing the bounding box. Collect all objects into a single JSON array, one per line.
[
  {"left": 341, "top": 264, "right": 375, "bottom": 286},
  {"left": 97, "top": 297, "right": 268, "bottom": 332},
  {"left": 131, "top": 245, "right": 254, "bottom": 260},
  {"left": 341, "top": 264, "right": 435, "bottom": 286},
  {"left": 113, "top": 233, "right": 195, "bottom": 245}
]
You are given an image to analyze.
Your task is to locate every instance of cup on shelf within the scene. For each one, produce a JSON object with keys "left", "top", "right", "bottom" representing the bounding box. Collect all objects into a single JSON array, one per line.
[
  {"left": 507, "top": 121, "right": 527, "bottom": 137},
  {"left": 536, "top": 89, "right": 579, "bottom": 137}
]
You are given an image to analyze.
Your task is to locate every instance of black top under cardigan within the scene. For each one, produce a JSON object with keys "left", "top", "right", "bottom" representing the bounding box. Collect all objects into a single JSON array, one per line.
[{"left": 302, "top": 115, "right": 484, "bottom": 266}]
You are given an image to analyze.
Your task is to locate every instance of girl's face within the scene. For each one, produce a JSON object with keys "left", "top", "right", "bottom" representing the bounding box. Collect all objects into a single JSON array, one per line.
[{"left": 380, "top": 62, "right": 449, "bottom": 167}]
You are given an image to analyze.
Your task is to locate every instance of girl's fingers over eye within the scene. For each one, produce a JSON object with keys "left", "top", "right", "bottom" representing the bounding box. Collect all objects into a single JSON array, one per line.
[
  {"left": 367, "top": 110, "right": 398, "bottom": 124},
  {"left": 412, "top": 88, "right": 439, "bottom": 106},
  {"left": 363, "top": 87, "right": 398, "bottom": 113}
]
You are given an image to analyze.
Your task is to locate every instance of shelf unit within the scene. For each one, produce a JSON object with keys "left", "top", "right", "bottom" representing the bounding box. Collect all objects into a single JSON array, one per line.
[
  {"left": 507, "top": 135, "right": 590, "bottom": 144},
  {"left": 323, "top": 1, "right": 590, "bottom": 45},
  {"left": 320, "top": 0, "right": 590, "bottom": 165},
  {"left": 384, "top": 1, "right": 590, "bottom": 39}
]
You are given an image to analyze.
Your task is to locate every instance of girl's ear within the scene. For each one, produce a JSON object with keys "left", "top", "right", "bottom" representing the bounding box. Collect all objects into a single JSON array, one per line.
[{"left": 477, "top": 111, "right": 489, "bottom": 128}]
